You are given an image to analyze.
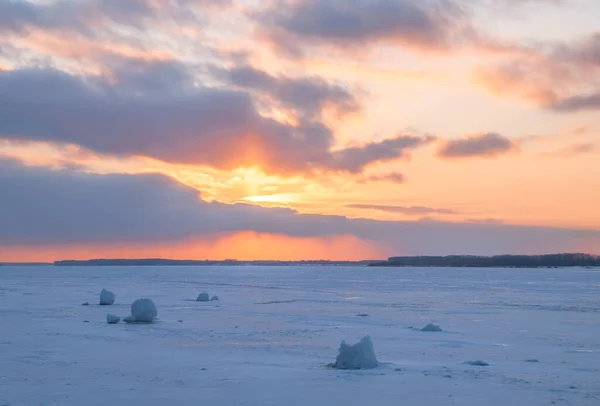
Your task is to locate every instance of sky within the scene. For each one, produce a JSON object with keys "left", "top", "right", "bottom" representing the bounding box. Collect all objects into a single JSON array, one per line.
[{"left": 0, "top": 0, "right": 599, "bottom": 261}]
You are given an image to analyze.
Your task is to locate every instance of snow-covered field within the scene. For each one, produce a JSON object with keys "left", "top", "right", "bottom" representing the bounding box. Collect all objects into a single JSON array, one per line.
[{"left": 1, "top": 265, "right": 599, "bottom": 406}]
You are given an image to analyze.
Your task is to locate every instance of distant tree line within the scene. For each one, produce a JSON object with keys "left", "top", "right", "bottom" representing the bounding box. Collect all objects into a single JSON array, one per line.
[
  {"left": 53, "top": 258, "right": 376, "bottom": 266},
  {"left": 369, "top": 253, "right": 600, "bottom": 268}
]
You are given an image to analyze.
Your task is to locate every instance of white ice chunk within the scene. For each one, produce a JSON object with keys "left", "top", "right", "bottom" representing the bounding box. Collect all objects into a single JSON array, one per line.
[
  {"left": 332, "top": 336, "right": 378, "bottom": 370},
  {"left": 131, "top": 298, "right": 157, "bottom": 323},
  {"left": 123, "top": 315, "right": 136, "bottom": 324},
  {"left": 106, "top": 314, "right": 120, "bottom": 324},
  {"left": 196, "top": 292, "right": 210, "bottom": 302},
  {"left": 99, "top": 289, "right": 115, "bottom": 305},
  {"left": 465, "top": 360, "right": 489, "bottom": 366}
]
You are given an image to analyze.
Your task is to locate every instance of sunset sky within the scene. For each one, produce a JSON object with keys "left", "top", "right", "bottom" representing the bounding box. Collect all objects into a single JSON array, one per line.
[{"left": 1, "top": 0, "right": 599, "bottom": 261}]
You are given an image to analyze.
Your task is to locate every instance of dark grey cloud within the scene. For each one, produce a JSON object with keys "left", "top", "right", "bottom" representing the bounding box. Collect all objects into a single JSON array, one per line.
[
  {"left": 0, "top": 0, "right": 231, "bottom": 35},
  {"left": 0, "top": 65, "right": 430, "bottom": 174},
  {"left": 256, "top": 0, "right": 469, "bottom": 56},
  {"left": 1, "top": 158, "right": 598, "bottom": 256},
  {"left": 332, "top": 135, "right": 435, "bottom": 172},
  {"left": 346, "top": 204, "right": 457, "bottom": 215},
  {"left": 479, "top": 33, "right": 600, "bottom": 112},
  {"left": 550, "top": 93, "right": 600, "bottom": 112},
  {"left": 438, "top": 133, "right": 516, "bottom": 158},
  {"left": 555, "top": 32, "right": 600, "bottom": 66},
  {"left": 216, "top": 64, "right": 360, "bottom": 119},
  {"left": 0, "top": 65, "right": 327, "bottom": 173},
  {"left": 0, "top": 0, "right": 153, "bottom": 35}
]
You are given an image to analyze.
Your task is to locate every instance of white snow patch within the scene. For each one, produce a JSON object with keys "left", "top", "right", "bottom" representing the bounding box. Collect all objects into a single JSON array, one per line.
[
  {"left": 99, "top": 289, "right": 115, "bottom": 305},
  {"left": 332, "top": 336, "right": 378, "bottom": 370},
  {"left": 130, "top": 298, "right": 157, "bottom": 323},
  {"left": 421, "top": 323, "right": 442, "bottom": 332},
  {"left": 196, "top": 293, "right": 210, "bottom": 302},
  {"left": 106, "top": 314, "right": 120, "bottom": 324}
]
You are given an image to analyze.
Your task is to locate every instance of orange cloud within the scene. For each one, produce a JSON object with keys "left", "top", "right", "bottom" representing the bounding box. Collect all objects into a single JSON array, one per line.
[{"left": 11, "top": 29, "right": 175, "bottom": 75}]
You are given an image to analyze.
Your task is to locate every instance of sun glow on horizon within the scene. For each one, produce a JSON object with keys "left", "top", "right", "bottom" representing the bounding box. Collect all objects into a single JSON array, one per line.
[{"left": 0, "top": 232, "right": 388, "bottom": 262}]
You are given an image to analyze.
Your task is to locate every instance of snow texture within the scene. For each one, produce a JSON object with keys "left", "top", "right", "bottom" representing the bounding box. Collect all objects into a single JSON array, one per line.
[
  {"left": 421, "top": 323, "right": 442, "bottom": 332},
  {"left": 210, "top": 295, "right": 219, "bottom": 301},
  {"left": 99, "top": 289, "right": 115, "bottom": 305},
  {"left": 1, "top": 265, "right": 599, "bottom": 406},
  {"left": 106, "top": 314, "right": 120, "bottom": 324},
  {"left": 332, "top": 336, "right": 378, "bottom": 370},
  {"left": 197, "top": 292, "right": 210, "bottom": 301},
  {"left": 131, "top": 298, "right": 157, "bottom": 323}
]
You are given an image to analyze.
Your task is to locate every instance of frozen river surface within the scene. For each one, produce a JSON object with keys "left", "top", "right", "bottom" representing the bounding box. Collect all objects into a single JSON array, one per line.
[{"left": 1, "top": 265, "right": 599, "bottom": 405}]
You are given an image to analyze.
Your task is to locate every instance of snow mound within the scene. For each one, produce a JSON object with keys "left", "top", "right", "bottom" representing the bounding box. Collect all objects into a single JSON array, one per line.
[
  {"left": 197, "top": 292, "right": 210, "bottom": 302},
  {"left": 131, "top": 298, "right": 157, "bottom": 323},
  {"left": 210, "top": 295, "right": 219, "bottom": 301},
  {"left": 332, "top": 336, "right": 378, "bottom": 370},
  {"left": 99, "top": 289, "right": 115, "bottom": 305},
  {"left": 465, "top": 360, "right": 489, "bottom": 366},
  {"left": 421, "top": 323, "right": 442, "bottom": 332},
  {"left": 106, "top": 314, "right": 120, "bottom": 324}
]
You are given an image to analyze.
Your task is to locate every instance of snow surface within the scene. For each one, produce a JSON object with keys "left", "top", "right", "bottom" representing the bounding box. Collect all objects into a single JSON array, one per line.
[
  {"left": 131, "top": 298, "right": 157, "bottom": 323},
  {"left": 0, "top": 265, "right": 599, "bottom": 405},
  {"left": 333, "top": 336, "right": 378, "bottom": 370},
  {"left": 197, "top": 292, "right": 210, "bottom": 302},
  {"left": 99, "top": 289, "right": 115, "bottom": 306}
]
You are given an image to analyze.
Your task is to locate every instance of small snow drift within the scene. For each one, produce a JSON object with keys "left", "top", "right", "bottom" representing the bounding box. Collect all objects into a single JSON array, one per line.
[
  {"left": 421, "top": 323, "right": 442, "bottom": 332},
  {"left": 99, "top": 289, "right": 115, "bottom": 305},
  {"left": 332, "top": 336, "right": 378, "bottom": 370},
  {"left": 131, "top": 298, "right": 157, "bottom": 323},
  {"left": 106, "top": 314, "right": 120, "bottom": 324},
  {"left": 210, "top": 295, "right": 219, "bottom": 301},
  {"left": 197, "top": 292, "right": 210, "bottom": 301},
  {"left": 465, "top": 360, "right": 489, "bottom": 366}
]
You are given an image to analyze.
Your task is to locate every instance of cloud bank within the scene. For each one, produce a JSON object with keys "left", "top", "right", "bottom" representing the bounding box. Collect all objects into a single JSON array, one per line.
[
  {"left": 0, "top": 64, "right": 431, "bottom": 175},
  {"left": 1, "top": 158, "right": 598, "bottom": 256},
  {"left": 256, "top": 0, "right": 470, "bottom": 56}
]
